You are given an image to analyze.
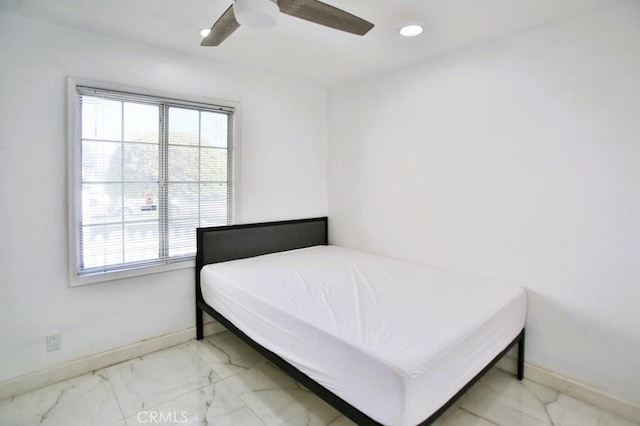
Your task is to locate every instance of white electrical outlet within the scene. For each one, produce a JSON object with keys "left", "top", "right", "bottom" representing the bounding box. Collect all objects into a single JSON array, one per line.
[{"left": 46, "top": 334, "right": 61, "bottom": 352}]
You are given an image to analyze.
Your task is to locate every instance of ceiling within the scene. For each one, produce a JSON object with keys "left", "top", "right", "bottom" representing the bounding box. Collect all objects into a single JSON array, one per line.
[{"left": 0, "top": 0, "right": 614, "bottom": 87}]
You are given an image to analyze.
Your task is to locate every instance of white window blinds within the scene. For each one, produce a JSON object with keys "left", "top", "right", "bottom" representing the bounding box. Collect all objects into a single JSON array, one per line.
[{"left": 72, "top": 85, "right": 234, "bottom": 279}]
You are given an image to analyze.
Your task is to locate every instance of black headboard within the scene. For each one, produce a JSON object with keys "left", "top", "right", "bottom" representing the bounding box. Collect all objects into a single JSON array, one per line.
[{"left": 196, "top": 217, "right": 327, "bottom": 267}]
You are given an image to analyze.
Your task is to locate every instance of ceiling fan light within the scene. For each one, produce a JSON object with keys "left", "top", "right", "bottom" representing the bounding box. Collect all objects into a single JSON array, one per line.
[{"left": 234, "top": 0, "right": 279, "bottom": 29}]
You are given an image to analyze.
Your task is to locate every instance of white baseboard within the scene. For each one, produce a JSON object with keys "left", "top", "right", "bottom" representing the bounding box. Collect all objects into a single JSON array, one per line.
[
  {"left": 0, "top": 321, "right": 224, "bottom": 401},
  {"left": 496, "top": 355, "right": 640, "bottom": 423}
]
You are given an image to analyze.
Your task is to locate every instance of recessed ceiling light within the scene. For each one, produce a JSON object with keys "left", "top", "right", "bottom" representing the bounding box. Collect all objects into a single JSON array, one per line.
[
  {"left": 399, "top": 24, "right": 423, "bottom": 37},
  {"left": 200, "top": 28, "right": 211, "bottom": 38}
]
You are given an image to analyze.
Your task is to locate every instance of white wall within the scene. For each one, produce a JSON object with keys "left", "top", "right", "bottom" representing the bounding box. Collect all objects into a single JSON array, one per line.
[
  {"left": 329, "top": 1, "right": 640, "bottom": 404},
  {"left": 0, "top": 11, "right": 327, "bottom": 382}
]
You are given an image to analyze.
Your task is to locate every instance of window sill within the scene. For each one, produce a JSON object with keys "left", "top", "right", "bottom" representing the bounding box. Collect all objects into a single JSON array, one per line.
[{"left": 69, "top": 258, "right": 195, "bottom": 287}]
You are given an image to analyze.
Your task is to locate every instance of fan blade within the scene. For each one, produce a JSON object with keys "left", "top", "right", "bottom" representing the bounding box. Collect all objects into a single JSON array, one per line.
[
  {"left": 278, "top": 0, "right": 373, "bottom": 36},
  {"left": 201, "top": 5, "right": 240, "bottom": 46}
]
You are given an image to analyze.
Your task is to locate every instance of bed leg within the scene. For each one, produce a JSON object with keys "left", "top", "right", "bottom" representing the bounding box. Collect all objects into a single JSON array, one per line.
[
  {"left": 517, "top": 329, "right": 525, "bottom": 380},
  {"left": 196, "top": 307, "right": 204, "bottom": 340}
]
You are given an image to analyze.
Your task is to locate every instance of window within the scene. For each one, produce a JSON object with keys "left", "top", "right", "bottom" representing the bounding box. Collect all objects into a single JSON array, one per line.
[{"left": 68, "top": 80, "right": 234, "bottom": 285}]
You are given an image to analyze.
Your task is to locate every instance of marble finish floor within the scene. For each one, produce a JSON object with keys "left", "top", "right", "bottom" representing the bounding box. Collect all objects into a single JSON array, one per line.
[{"left": 1, "top": 330, "right": 637, "bottom": 426}]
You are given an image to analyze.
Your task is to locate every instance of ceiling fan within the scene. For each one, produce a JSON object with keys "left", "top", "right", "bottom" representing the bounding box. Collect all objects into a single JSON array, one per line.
[{"left": 201, "top": 0, "right": 374, "bottom": 46}]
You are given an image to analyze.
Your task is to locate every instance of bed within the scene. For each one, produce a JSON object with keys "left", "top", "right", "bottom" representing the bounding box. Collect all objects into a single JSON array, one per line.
[{"left": 195, "top": 217, "right": 526, "bottom": 425}]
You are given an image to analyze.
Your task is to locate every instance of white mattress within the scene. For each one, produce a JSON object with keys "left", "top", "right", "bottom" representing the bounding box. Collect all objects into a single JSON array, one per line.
[{"left": 200, "top": 246, "right": 527, "bottom": 425}]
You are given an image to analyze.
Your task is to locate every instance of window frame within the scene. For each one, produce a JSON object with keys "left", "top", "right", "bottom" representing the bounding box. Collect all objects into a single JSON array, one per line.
[{"left": 67, "top": 77, "right": 239, "bottom": 286}]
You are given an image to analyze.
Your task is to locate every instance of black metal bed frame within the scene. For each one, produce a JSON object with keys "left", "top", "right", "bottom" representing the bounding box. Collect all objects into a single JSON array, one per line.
[{"left": 195, "top": 217, "right": 525, "bottom": 425}]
